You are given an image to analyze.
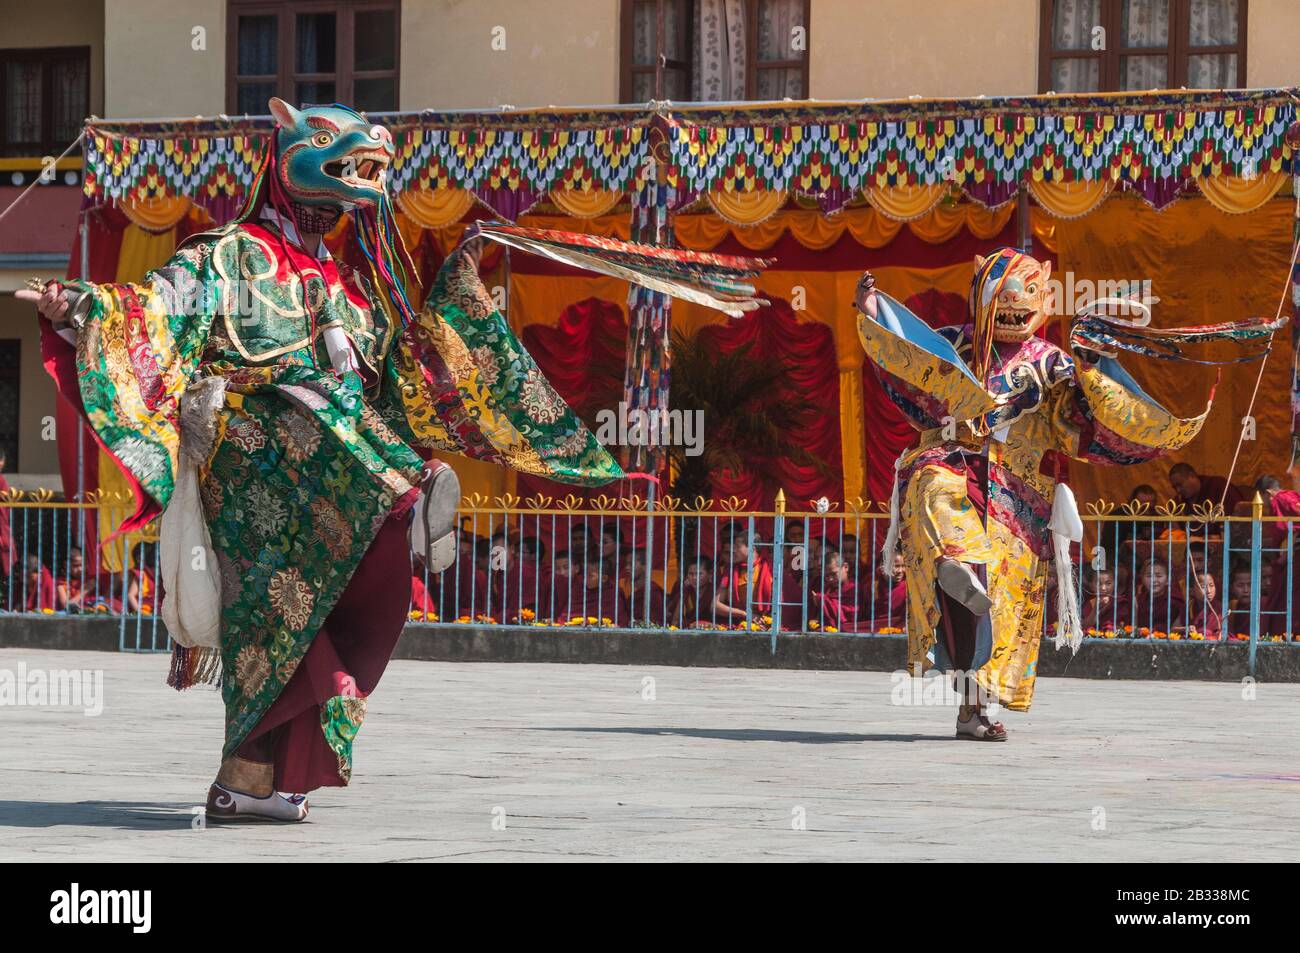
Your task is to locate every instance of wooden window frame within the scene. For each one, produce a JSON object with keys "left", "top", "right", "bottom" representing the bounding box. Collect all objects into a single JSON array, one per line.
[
  {"left": 619, "top": 0, "right": 810, "bottom": 103},
  {"left": 1038, "top": 0, "right": 1247, "bottom": 93},
  {"left": 619, "top": 0, "right": 694, "bottom": 102},
  {"left": 743, "top": 0, "right": 810, "bottom": 100},
  {"left": 0, "top": 46, "right": 91, "bottom": 157},
  {"left": 226, "top": 0, "right": 401, "bottom": 114}
]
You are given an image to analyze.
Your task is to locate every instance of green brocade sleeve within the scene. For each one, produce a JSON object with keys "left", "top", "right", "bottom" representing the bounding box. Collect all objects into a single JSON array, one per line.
[
  {"left": 61, "top": 239, "right": 221, "bottom": 520},
  {"left": 379, "top": 246, "right": 623, "bottom": 487}
]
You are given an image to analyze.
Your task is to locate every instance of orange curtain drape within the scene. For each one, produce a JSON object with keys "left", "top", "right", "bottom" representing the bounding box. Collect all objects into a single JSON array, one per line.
[
  {"left": 863, "top": 183, "right": 951, "bottom": 221},
  {"left": 667, "top": 203, "right": 1012, "bottom": 252},
  {"left": 550, "top": 188, "right": 624, "bottom": 219},
  {"left": 397, "top": 188, "right": 477, "bottom": 229},
  {"left": 1055, "top": 194, "right": 1295, "bottom": 508},
  {"left": 1028, "top": 178, "right": 1115, "bottom": 220},
  {"left": 707, "top": 188, "right": 788, "bottom": 225},
  {"left": 120, "top": 196, "right": 193, "bottom": 233},
  {"left": 1197, "top": 171, "right": 1289, "bottom": 215}
]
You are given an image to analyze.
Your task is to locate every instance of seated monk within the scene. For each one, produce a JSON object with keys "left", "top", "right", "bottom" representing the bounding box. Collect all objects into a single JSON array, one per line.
[
  {"left": 563, "top": 560, "right": 628, "bottom": 626},
  {"left": 1257, "top": 476, "right": 1300, "bottom": 636},
  {"left": 809, "top": 551, "right": 855, "bottom": 631},
  {"left": 1131, "top": 556, "right": 1186, "bottom": 634},
  {"left": 490, "top": 533, "right": 539, "bottom": 624},
  {"left": 22, "top": 554, "right": 57, "bottom": 612},
  {"left": 1170, "top": 462, "right": 1244, "bottom": 512},
  {"left": 714, "top": 526, "right": 773, "bottom": 624},
  {"left": 430, "top": 535, "right": 490, "bottom": 621},
  {"left": 622, "top": 552, "right": 666, "bottom": 627},
  {"left": 124, "top": 542, "right": 159, "bottom": 615},
  {"left": 409, "top": 556, "right": 439, "bottom": 619},
  {"left": 1080, "top": 568, "right": 1128, "bottom": 631},
  {"left": 55, "top": 546, "right": 121, "bottom": 613},
  {"left": 860, "top": 551, "right": 907, "bottom": 631},
  {"left": 667, "top": 554, "right": 716, "bottom": 629},
  {"left": 534, "top": 549, "right": 576, "bottom": 623},
  {"left": 1184, "top": 571, "right": 1222, "bottom": 640}
]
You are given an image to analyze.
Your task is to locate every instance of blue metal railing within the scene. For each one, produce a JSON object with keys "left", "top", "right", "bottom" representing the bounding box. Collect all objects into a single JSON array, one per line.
[{"left": 1, "top": 491, "right": 1294, "bottom": 672}]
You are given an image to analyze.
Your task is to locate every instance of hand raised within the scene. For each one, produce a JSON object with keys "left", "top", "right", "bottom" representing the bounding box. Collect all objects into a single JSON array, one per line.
[
  {"left": 15, "top": 281, "right": 71, "bottom": 325},
  {"left": 854, "top": 271, "right": 878, "bottom": 319},
  {"left": 460, "top": 221, "right": 484, "bottom": 271}
]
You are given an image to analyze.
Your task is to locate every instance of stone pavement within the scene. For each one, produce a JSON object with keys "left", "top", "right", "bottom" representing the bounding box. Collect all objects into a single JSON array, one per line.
[{"left": 2, "top": 649, "right": 1297, "bottom": 861}]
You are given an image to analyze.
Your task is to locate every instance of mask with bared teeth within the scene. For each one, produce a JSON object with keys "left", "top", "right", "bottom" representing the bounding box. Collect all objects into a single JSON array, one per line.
[{"left": 972, "top": 250, "right": 1052, "bottom": 345}]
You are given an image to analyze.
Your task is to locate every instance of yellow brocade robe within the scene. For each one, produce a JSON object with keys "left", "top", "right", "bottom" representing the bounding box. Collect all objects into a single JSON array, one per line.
[{"left": 861, "top": 313, "right": 1208, "bottom": 711}]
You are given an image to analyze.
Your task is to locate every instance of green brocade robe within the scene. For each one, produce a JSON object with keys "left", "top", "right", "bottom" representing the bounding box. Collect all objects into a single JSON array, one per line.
[{"left": 58, "top": 218, "right": 621, "bottom": 768}]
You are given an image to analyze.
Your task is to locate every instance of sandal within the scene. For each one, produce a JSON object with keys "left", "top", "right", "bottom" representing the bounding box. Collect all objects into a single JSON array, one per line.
[{"left": 956, "top": 710, "right": 1008, "bottom": 741}]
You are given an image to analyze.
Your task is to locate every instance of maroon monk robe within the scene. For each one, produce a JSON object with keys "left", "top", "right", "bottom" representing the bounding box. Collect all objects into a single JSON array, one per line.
[
  {"left": 431, "top": 562, "right": 490, "bottom": 621},
  {"left": 1080, "top": 593, "right": 1130, "bottom": 631},
  {"left": 667, "top": 579, "right": 717, "bottom": 628},
  {"left": 492, "top": 559, "right": 539, "bottom": 624},
  {"left": 234, "top": 507, "right": 415, "bottom": 793},
  {"left": 1132, "top": 589, "right": 1186, "bottom": 633},
  {"left": 625, "top": 579, "right": 667, "bottom": 626},
  {"left": 862, "top": 575, "right": 908, "bottom": 631}
]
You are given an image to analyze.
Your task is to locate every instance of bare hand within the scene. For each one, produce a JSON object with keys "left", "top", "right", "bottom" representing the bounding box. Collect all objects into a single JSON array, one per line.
[
  {"left": 15, "top": 282, "right": 71, "bottom": 325},
  {"left": 460, "top": 222, "right": 484, "bottom": 271},
  {"left": 855, "top": 271, "right": 878, "bottom": 319}
]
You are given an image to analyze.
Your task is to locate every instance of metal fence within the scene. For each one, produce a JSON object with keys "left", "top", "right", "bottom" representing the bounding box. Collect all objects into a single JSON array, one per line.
[
  {"left": 1, "top": 489, "right": 1296, "bottom": 669},
  {"left": 0, "top": 490, "right": 165, "bottom": 652}
]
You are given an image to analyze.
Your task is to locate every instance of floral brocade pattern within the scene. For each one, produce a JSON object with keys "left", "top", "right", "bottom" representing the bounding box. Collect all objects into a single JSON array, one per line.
[
  {"left": 321, "top": 695, "right": 368, "bottom": 783},
  {"left": 206, "top": 367, "right": 426, "bottom": 756},
  {"left": 66, "top": 221, "right": 623, "bottom": 771},
  {"left": 380, "top": 249, "right": 623, "bottom": 486}
]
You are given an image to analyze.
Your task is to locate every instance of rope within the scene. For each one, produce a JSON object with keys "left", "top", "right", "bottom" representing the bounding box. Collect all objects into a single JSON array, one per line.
[
  {"left": 1219, "top": 225, "right": 1300, "bottom": 507},
  {"left": 0, "top": 133, "right": 85, "bottom": 227}
]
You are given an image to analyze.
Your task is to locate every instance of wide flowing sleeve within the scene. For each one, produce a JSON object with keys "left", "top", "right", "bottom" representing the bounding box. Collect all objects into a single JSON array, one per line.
[
  {"left": 856, "top": 291, "right": 998, "bottom": 430},
  {"left": 379, "top": 244, "right": 623, "bottom": 487},
  {"left": 41, "top": 238, "right": 221, "bottom": 532},
  {"left": 1047, "top": 352, "right": 1209, "bottom": 465}
]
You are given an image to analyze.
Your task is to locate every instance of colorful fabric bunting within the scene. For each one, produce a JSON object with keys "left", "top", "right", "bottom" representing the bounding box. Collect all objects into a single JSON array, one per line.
[{"left": 83, "top": 89, "right": 1298, "bottom": 221}]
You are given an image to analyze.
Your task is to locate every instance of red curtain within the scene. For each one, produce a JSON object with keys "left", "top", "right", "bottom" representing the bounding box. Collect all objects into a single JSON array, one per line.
[
  {"left": 696, "top": 298, "right": 842, "bottom": 509},
  {"left": 521, "top": 296, "right": 842, "bottom": 511},
  {"left": 518, "top": 297, "right": 629, "bottom": 505}
]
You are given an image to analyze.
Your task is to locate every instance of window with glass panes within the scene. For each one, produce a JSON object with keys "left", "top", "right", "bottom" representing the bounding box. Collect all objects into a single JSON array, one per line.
[
  {"left": 620, "top": 0, "right": 809, "bottom": 103},
  {"left": 0, "top": 341, "right": 20, "bottom": 471},
  {"left": 227, "top": 1, "right": 400, "bottom": 114},
  {"left": 1039, "top": 0, "right": 1246, "bottom": 93},
  {"left": 0, "top": 47, "right": 89, "bottom": 157}
]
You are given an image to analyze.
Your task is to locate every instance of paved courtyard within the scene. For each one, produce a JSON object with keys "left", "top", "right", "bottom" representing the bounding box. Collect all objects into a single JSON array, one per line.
[{"left": 2, "top": 649, "right": 1298, "bottom": 862}]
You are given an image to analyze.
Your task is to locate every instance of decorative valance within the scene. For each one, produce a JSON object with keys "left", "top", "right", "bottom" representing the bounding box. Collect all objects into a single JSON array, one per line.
[{"left": 83, "top": 88, "right": 1298, "bottom": 226}]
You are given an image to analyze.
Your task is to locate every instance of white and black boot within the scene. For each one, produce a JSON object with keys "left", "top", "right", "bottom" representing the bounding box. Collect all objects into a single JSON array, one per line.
[{"left": 411, "top": 461, "right": 461, "bottom": 573}]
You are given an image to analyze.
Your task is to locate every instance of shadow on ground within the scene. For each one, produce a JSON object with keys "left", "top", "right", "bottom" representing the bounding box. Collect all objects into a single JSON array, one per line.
[
  {"left": 526, "top": 727, "right": 944, "bottom": 744},
  {"left": 0, "top": 800, "right": 200, "bottom": 831}
]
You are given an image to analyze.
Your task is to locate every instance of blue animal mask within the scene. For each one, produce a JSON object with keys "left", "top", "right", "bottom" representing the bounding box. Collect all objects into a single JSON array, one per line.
[{"left": 268, "top": 97, "right": 394, "bottom": 208}]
